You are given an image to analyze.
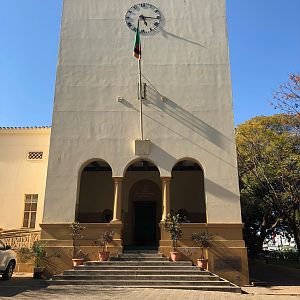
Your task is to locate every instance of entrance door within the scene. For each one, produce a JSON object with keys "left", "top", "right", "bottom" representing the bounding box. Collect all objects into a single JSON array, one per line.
[{"left": 133, "top": 201, "right": 157, "bottom": 247}]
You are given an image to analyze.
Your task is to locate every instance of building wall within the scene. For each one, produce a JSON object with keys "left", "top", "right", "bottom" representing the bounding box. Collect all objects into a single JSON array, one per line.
[
  {"left": 0, "top": 128, "right": 50, "bottom": 231},
  {"left": 40, "top": 0, "right": 249, "bottom": 285},
  {"left": 43, "top": 0, "right": 242, "bottom": 224}
]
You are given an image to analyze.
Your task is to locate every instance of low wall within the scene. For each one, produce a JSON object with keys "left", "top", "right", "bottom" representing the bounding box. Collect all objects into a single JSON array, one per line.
[
  {"left": 40, "top": 223, "right": 123, "bottom": 276},
  {"left": 3, "top": 223, "right": 250, "bottom": 285},
  {"left": 159, "top": 223, "right": 249, "bottom": 286},
  {"left": 0, "top": 229, "right": 41, "bottom": 272}
]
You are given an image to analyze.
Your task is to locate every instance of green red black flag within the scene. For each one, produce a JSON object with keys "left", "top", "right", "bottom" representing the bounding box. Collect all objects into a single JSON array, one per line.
[{"left": 133, "top": 22, "right": 141, "bottom": 60}]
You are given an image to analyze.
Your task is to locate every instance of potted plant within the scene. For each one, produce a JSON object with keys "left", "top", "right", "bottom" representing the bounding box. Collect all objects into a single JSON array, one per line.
[
  {"left": 163, "top": 213, "right": 183, "bottom": 261},
  {"left": 70, "top": 221, "right": 85, "bottom": 267},
  {"left": 192, "top": 231, "right": 213, "bottom": 269},
  {"left": 94, "top": 230, "right": 114, "bottom": 261},
  {"left": 19, "top": 241, "right": 47, "bottom": 279}
]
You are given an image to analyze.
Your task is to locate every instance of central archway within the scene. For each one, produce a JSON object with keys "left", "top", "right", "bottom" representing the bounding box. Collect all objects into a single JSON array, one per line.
[{"left": 122, "top": 160, "right": 161, "bottom": 249}]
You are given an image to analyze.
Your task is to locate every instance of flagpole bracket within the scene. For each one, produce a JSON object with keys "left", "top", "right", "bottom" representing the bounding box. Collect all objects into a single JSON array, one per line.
[{"left": 134, "top": 139, "right": 150, "bottom": 156}]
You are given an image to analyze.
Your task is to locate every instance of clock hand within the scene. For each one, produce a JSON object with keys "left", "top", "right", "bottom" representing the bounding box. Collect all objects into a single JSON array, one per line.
[
  {"left": 141, "top": 16, "right": 159, "bottom": 19},
  {"left": 139, "top": 15, "right": 148, "bottom": 26}
]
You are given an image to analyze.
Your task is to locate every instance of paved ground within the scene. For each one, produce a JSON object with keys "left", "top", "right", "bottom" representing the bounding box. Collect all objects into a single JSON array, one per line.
[
  {"left": 249, "top": 259, "right": 300, "bottom": 286},
  {"left": 0, "top": 275, "right": 299, "bottom": 300}
]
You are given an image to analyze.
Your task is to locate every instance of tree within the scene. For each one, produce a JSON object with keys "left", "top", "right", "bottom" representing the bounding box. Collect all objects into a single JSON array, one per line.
[
  {"left": 236, "top": 115, "right": 300, "bottom": 258},
  {"left": 272, "top": 74, "right": 300, "bottom": 116}
]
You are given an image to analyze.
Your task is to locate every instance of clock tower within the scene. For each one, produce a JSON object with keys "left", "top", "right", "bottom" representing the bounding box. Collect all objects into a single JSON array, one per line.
[{"left": 41, "top": 0, "right": 249, "bottom": 285}]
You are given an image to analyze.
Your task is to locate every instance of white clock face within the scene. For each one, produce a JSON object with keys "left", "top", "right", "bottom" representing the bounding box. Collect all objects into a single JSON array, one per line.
[{"left": 125, "top": 3, "right": 162, "bottom": 35}]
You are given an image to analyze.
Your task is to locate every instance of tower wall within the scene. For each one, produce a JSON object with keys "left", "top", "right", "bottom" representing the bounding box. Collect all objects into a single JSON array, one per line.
[{"left": 42, "top": 0, "right": 249, "bottom": 285}]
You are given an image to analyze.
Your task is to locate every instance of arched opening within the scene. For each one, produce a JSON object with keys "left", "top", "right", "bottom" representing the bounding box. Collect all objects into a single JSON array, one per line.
[
  {"left": 122, "top": 160, "right": 161, "bottom": 248},
  {"left": 170, "top": 159, "right": 206, "bottom": 223},
  {"left": 77, "top": 160, "right": 114, "bottom": 223}
]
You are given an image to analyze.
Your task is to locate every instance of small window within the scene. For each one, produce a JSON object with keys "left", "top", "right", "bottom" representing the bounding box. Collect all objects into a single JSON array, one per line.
[
  {"left": 27, "top": 152, "right": 43, "bottom": 160},
  {"left": 23, "top": 194, "right": 38, "bottom": 228}
]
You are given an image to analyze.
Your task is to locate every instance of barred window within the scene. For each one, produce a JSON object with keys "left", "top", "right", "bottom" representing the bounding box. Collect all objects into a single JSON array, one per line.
[
  {"left": 23, "top": 194, "right": 38, "bottom": 229},
  {"left": 28, "top": 152, "right": 43, "bottom": 160}
]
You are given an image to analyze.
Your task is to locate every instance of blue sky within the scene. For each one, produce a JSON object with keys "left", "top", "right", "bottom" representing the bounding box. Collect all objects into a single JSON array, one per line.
[{"left": 0, "top": 0, "right": 299, "bottom": 127}]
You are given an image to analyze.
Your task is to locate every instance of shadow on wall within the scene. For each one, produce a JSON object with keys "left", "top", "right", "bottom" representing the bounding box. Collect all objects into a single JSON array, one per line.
[
  {"left": 205, "top": 179, "right": 240, "bottom": 203},
  {"left": 149, "top": 142, "right": 176, "bottom": 172},
  {"left": 210, "top": 241, "right": 248, "bottom": 286},
  {"left": 161, "top": 28, "right": 206, "bottom": 48},
  {"left": 118, "top": 81, "right": 237, "bottom": 168},
  {"left": 142, "top": 82, "right": 234, "bottom": 153}
]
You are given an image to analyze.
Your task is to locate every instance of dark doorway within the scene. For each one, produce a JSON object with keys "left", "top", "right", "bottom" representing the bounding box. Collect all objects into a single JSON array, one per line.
[
  {"left": 123, "top": 177, "right": 161, "bottom": 248},
  {"left": 133, "top": 201, "right": 157, "bottom": 247}
]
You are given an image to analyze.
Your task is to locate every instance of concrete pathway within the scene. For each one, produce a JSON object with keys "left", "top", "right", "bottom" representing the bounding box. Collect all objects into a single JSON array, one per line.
[{"left": 0, "top": 275, "right": 299, "bottom": 299}]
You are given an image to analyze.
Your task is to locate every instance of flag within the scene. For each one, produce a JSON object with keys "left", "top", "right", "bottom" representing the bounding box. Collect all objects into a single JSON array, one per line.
[{"left": 133, "top": 22, "right": 141, "bottom": 60}]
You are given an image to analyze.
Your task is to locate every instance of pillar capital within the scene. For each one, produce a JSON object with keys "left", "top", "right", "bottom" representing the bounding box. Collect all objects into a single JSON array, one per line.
[
  {"left": 161, "top": 176, "right": 172, "bottom": 182},
  {"left": 112, "top": 177, "right": 124, "bottom": 182}
]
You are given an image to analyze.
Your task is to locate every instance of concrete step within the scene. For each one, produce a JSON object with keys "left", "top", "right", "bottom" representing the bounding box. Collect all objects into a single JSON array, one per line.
[
  {"left": 123, "top": 250, "right": 159, "bottom": 253},
  {"left": 54, "top": 274, "right": 221, "bottom": 281},
  {"left": 49, "top": 251, "right": 241, "bottom": 293},
  {"left": 75, "top": 265, "right": 209, "bottom": 271},
  {"left": 117, "top": 253, "right": 163, "bottom": 258},
  {"left": 49, "top": 279, "right": 231, "bottom": 287},
  {"left": 83, "top": 261, "right": 193, "bottom": 266},
  {"left": 64, "top": 270, "right": 213, "bottom": 276},
  {"left": 47, "top": 283, "right": 241, "bottom": 292},
  {"left": 110, "top": 257, "right": 169, "bottom": 261}
]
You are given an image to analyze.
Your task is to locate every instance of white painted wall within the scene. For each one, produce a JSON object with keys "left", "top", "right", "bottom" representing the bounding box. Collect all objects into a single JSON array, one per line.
[
  {"left": 43, "top": 0, "right": 241, "bottom": 224},
  {"left": 0, "top": 128, "right": 50, "bottom": 230}
]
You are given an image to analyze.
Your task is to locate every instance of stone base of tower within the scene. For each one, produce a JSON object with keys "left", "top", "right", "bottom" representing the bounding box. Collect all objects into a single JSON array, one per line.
[
  {"left": 39, "top": 222, "right": 248, "bottom": 286},
  {"left": 159, "top": 223, "right": 249, "bottom": 286},
  {"left": 40, "top": 223, "right": 123, "bottom": 276}
]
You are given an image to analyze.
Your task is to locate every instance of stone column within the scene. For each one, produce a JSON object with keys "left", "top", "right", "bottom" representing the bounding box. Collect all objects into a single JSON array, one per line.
[
  {"left": 111, "top": 177, "right": 123, "bottom": 224},
  {"left": 161, "top": 177, "right": 171, "bottom": 221}
]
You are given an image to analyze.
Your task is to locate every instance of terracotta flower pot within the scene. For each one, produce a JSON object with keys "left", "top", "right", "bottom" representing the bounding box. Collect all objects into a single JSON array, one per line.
[
  {"left": 99, "top": 251, "right": 110, "bottom": 261},
  {"left": 170, "top": 251, "right": 182, "bottom": 262},
  {"left": 72, "top": 258, "right": 84, "bottom": 267},
  {"left": 196, "top": 258, "right": 208, "bottom": 270}
]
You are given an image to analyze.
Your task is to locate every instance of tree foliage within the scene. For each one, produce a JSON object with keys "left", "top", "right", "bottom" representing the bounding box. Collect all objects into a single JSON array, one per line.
[
  {"left": 272, "top": 74, "right": 300, "bottom": 116},
  {"left": 19, "top": 241, "right": 47, "bottom": 268},
  {"left": 163, "top": 214, "right": 183, "bottom": 251},
  {"left": 192, "top": 232, "right": 213, "bottom": 258},
  {"left": 236, "top": 114, "right": 300, "bottom": 258}
]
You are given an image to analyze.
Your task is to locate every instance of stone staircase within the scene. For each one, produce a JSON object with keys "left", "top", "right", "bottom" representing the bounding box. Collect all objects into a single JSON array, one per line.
[{"left": 49, "top": 250, "right": 241, "bottom": 293}]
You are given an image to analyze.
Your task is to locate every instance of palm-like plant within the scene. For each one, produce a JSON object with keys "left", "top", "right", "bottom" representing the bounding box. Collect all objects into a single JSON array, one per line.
[{"left": 19, "top": 241, "right": 47, "bottom": 269}]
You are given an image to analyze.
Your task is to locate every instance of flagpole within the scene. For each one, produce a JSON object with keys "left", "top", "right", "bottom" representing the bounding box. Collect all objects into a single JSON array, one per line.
[
  {"left": 138, "top": 58, "right": 144, "bottom": 140},
  {"left": 138, "top": 20, "right": 144, "bottom": 140}
]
